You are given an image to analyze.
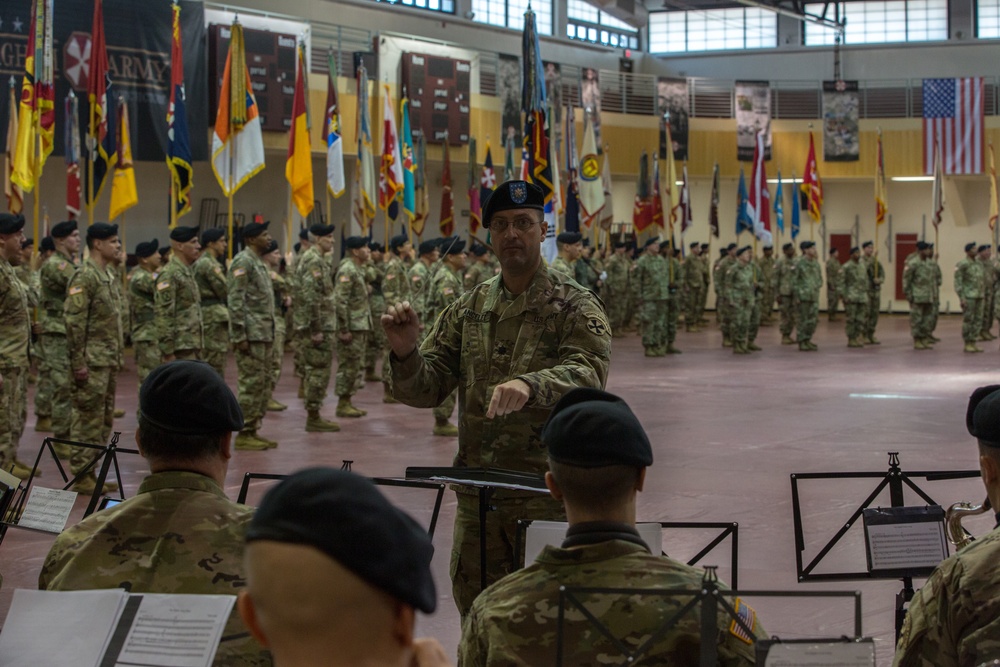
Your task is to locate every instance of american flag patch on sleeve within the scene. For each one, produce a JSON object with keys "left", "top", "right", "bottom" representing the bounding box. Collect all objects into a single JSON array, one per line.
[{"left": 729, "top": 598, "right": 756, "bottom": 644}]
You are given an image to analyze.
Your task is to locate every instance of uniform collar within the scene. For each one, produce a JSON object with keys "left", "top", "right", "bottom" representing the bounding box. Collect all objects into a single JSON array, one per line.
[{"left": 137, "top": 470, "right": 228, "bottom": 498}]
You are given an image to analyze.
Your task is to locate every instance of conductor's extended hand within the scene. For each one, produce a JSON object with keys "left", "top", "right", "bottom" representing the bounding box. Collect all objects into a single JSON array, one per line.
[{"left": 382, "top": 301, "right": 422, "bottom": 359}]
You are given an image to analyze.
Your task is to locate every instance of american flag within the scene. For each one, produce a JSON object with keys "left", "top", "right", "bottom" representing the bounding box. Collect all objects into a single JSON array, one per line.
[{"left": 923, "top": 78, "right": 984, "bottom": 175}]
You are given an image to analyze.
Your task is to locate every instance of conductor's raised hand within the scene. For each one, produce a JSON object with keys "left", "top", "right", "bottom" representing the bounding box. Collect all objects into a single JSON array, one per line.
[
  {"left": 382, "top": 301, "right": 422, "bottom": 358},
  {"left": 486, "top": 379, "right": 532, "bottom": 419}
]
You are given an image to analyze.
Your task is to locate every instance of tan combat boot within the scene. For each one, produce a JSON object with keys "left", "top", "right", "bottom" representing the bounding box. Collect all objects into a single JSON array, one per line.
[
  {"left": 267, "top": 398, "right": 288, "bottom": 411},
  {"left": 666, "top": 344, "right": 682, "bottom": 354},
  {"left": 848, "top": 338, "right": 864, "bottom": 348},
  {"left": 34, "top": 416, "right": 52, "bottom": 432},
  {"left": 8, "top": 460, "right": 39, "bottom": 480},
  {"left": 964, "top": 342, "right": 982, "bottom": 353},
  {"left": 72, "top": 472, "right": 119, "bottom": 495},
  {"left": 306, "top": 410, "right": 341, "bottom": 432},
  {"left": 781, "top": 334, "right": 795, "bottom": 345},
  {"left": 747, "top": 341, "right": 762, "bottom": 351},
  {"left": 433, "top": 418, "right": 459, "bottom": 437},
  {"left": 234, "top": 430, "right": 270, "bottom": 451},
  {"left": 382, "top": 383, "right": 398, "bottom": 404},
  {"left": 336, "top": 397, "right": 366, "bottom": 418}
]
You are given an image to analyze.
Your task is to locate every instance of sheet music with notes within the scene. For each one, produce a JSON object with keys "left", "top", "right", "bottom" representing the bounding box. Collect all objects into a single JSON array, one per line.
[
  {"left": 17, "top": 487, "right": 78, "bottom": 532},
  {"left": 862, "top": 506, "right": 947, "bottom": 575},
  {"left": 762, "top": 640, "right": 875, "bottom": 666}
]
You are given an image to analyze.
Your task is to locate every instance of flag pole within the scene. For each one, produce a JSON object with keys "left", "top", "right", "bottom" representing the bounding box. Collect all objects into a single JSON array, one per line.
[{"left": 227, "top": 140, "right": 234, "bottom": 261}]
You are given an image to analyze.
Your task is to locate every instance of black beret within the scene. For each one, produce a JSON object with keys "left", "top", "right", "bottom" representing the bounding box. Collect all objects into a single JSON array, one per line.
[
  {"left": 40, "top": 236, "right": 55, "bottom": 252},
  {"left": 763, "top": 245, "right": 773, "bottom": 250},
  {"left": 850, "top": 246, "right": 860, "bottom": 254},
  {"left": 582, "top": 238, "right": 591, "bottom": 248},
  {"left": 389, "top": 234, "right": 409, "bottom": 251},
  {"left": 170, "top": 225, "right": 199, "bottom": 243},
  {"left": 443, "top": 238, "right": 466, "bottom": 255},
  {"left": 557, "top": 232, "right": 582, "bottom": 244},
  {"left": 719, "top": 248, "right": 728, "bottom": 257},
  {"left": 138, "top": 360, "right": 244, "bottom": 434},
  {"left": 965, "top": 242, "right": 977, "bottom": 252},
  {"left": 368, "top": 242, "right": 384, "bottom": 253},
  {"left": 246, "top": 468, "right": 437, "bottom": 613},
  {"left": 20, "top": 237, "right": 32, "bottom": 249},
  {"left": 87, "top": 222, "right": 118, "bottom": 241},
  {"left": 927, "top": 242, "right": 934, "bottom": 249},
  {"left": 345, "top": 236, "right": 368, "bottom": 250},
  {"left": 470, "top": 243, "right": 488, "bottom": 257},
  {"left": 543, "top": 388, "right": 652, "bottom": 468},
  {"left": 829, "top": 248, "right": 839, "bottom": 255},
  {"left": 264, "top": 240, "right": 279, "bottom": 254},
  {"left": 309, "top": 223, "right": 335, "bottom": 237},
  {"left": 242, "top": 221, "right": 270, "bottom": 240},
  {"left": 615, "top": 241, "right": 627, "bottom": 249},
  {"left": 51, "top": 220, "right": 78, "bottom": 239},
  {"left": 135, "top": 239, "right": 159, "bottom": 259},
  {"left": 800, "top": 241, "right": 815, "bottom": 250},
  {"left": 979, "top": 244, "right": 991, "bottom": 252},
  {"left": 643, "top": 237, "right": 662, "bottom": 249},
  {"left": 481, "top": 180, "right": 545, "bottom": 229},
  {"left": 782, "top": 242, "right": 794, "bottom": 251},
  {"left": 293, "top": 242, "right": 301, "bottom": 253},
  {"left": 299, "top": 227, "right": 309, "bottom": 241},
  {"left": 862, "top": 241, "right": 873, "bottom": 249},
  {"left": 689, "top": 242, "right": 699, "bottom": 249},
  {"left": 967, "top": 385, "right": 1000, "bottom": 447},
  {"left": 159, "top": 247, "right": 171, "bottom": 257},
  {"left": 915, "top": 241, "right": 929, "bottom": 251},
  {"left": 700, "top": 243, "right": 709, "bottom": 249},
  {"left": 0, "top": 213, "right": 25, "bottom": 235},
  {"left": 737, "top": 245, "right": 752, "bottom": 256},
  {"left": 727, "top": 243, "right": 738, "bottom": 250},
  {"left": 200, "top": 227, "right": 226, "bottom": 246},
  {"left": 418, "top": 239, "right": 438, "bottom": 255}
]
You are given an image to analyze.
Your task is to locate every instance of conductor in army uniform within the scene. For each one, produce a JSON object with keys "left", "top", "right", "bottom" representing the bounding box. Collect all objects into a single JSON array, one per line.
[{"left": 383, "top": 180, "right": 611, "bottom": 617}]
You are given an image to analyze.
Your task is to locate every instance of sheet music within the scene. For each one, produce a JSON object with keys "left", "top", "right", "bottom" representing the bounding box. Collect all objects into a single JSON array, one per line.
[
  {"left": 763, "top": 641, "right": 875, "bottom": 666},
  {"left": 866, "top": 521, "right": 947, "bottom": 571},
  {"left": 17, "top": 487, "right": 78, "bottom": 532}
]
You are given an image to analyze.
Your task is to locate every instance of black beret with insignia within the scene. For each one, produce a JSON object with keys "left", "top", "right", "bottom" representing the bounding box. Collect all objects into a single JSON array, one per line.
[
  {"left": 738, "top": 245, "right": 752, "bottom": 256},
  {"left": 916, "top": 241, "right": 929, "bottom": 251},
  {"left": 247, "top": 467, "right": 437, "bottom": 613},
  {"left": 643, "top": 237, "right": 662, "bottom": 249},
  {"left": 0, "top": 213, "right": 25, "bottom": 235},
  {"left": 967, "top": 385, "right": 1000, "bottom": 447},
  {"left": 309, "top": 223, "right": 335, "bottom": 238},
  {"left": 689, "top": 242, "right": 699, "bottom": 249},
  {"left": 979, "top": 244, "right": 991, "bottom": 252},
  {"left": 135, "top": 239, "right": 159, "bottom": 259},
  {"left": 470, "top": 243, "right": 488, "bottom": 257},
  {"left": 850, "top": 246, "right": 860, "bottom": 254},
  {"left": 170, "top": 226, "right": 199, "bottom": 243},
  {"left": 368, "top": 242, "right": 384, "bottom": 253},
  {"left": 200, "top": 227, "right": 226, "bottom": 246},
  {"left": 700, "top": 243, "right": 709, "bottom": 249},
  {"left": 40, "top": 236, "right": 55, "bottom": 252},
  {"left": 242, "top": 221, "right": 270, "bottom": 240},
  {"left": 543, "top": 388, "right": 653, "bottom": 468},
  {"left": 390, "top": 234, "right": 409, "bottom": 251},
  {"left": 418, "top": 240, "right": 438, "bottom": 256},
  {"left": 51, "top": 220, "right": 78, "bottom": 239},
  {"left": 443, "top": 238, "right": 466, "bottom": 255},
  {"left": 557, "top": 232, "right": 582, "bottom": 244},
  {"left": 800, "top": 241, "right": 815, "bottom": 250},
  {"left": 481, "top": 180, "right": 545, "bottom": 229},
  {"left": 965, "top": 242, "right": 977, "bottom": 252},
  {"left": 345, "top": 236, "right": 368, "bottom": 250},
  {"left": 139, "top": 360, "right": 244, "bottom": 435},
  {"left": 87, "top": 222, "right": 118, "bottom": 241}
]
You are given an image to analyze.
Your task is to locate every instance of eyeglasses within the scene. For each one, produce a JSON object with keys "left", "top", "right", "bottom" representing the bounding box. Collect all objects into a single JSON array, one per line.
[{"left": 489, "top": 217, "right": 540, "bottom": 234}]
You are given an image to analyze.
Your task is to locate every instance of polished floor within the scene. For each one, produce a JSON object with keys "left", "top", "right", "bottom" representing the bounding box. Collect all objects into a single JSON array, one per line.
[{"left": 1, "top": 313, "right": 996, "bottom": 666}]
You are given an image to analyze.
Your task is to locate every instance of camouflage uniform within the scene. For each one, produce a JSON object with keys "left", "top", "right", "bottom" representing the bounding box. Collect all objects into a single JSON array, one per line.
[
  {"left": 0, "top": 256, "right": 31, "bottom": 469},
  {"left": 425, "top": 264, "right": 464, "bottom": 424},
  {"left": 632, "top": 252, "right": 670, "bottom": 355},
  {"left": 39, "top": 471, "right": 272, "bottom": 667},
  {"left": 154, "top": 255, "right": 204, "bottom": 360},
  {"left": 39, "top": 251, "right": 77, "bottom": 438},
  {"left": 699, "top": 254, "right": 711, "bottom": 321},
  {"left": 791, "top": 256, "right": 823, "bottom": 345},
  {"left": 228, "top": 249, "right": 275, "bottom": 434},
  {"left": 715, "top": 256, "right": 736, "bottom": 344},
  {"left": 18, "top": 264, "right": 49, "bottom": 424},
  {"left": 930, "top": 258, "right": 943, "bottom": 337},
  {"left": 981, "top": 256, "right": 996, "bottom": 338},
  {"left": 955, "top": 257, "right": 986, "bottom": 345},
  {"left": 382, "top": 253, "right": 412, "bottom": 387},
  {"left": 603, "top": 252, "right": 630, "bottom": 334},
  {"left": 682, "top": 254, "right": 705, "bottom": 330},
  {"left": 727, "top": 260, "right": 756, "bottom": 352},
  {"left": 460, "top": 539, "right": 763, "bottom": 667},
  {"left": 270, "top": 268, "right": 290, "bottom": 387},
  {"left": 294, "top": 246, "right": 336, "bottom": 411},
  {"left": 826, "top": 255, "right": 844, "bottom": 319},
  {"left": 842, "top": 259, "right": 869, "bottom": 345},
  {"left": 893, "top": 524, "right": 1000, "bottom": 667},
  {"left": 903, "top": 257, "right": 937, "bottom": 346},
  {"left": 192, "top": 253, "right": 229, "bottom": 376},
  {"left": 463, "top": 260, "right": 494, "bottom": 292},
  {"left": 772, "top": 255, "right": 796, "bottom": 341},
  {"left": 863, "top": 255, "right": 884, "bottom": 342},
  {"left": 574, "top": 257, "right": 601, "bottom": 293},
  {"left": 365, "top": 261, "right": 387, "bottom": 378},
  {"left": 65, "top": 258, "right": 123, "bottom": 470},
  {"left": 128, "top": 266, "right": 159, "bottom": 386},
  {"left": 333, "top": 259, "right": 371, "bottom": 399},
  {"left": 407, "top": 260, "right": 434, "bottom": 330},
  {"left": 993, "top": 259, "right": 1000, "bottom": 331},
  {"left": 665, "top": 254, "right": 682, "bottom": 349},
  {"left": 550, "top": 256, "right": 574, "bottom": 280},
  {"left": 390, "top": 265, "right": 611, "bottom": 616},
  {"left": 758, "top": 252, "right": 775, "bottom": 323}
]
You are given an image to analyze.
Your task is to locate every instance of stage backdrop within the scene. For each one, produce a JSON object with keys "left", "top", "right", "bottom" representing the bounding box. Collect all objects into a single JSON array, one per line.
[{"left": 0, "top": 0, "right": 208, "bottom": 162}]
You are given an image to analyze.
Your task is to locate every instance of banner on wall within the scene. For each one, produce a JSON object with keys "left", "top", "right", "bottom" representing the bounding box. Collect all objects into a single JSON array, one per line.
[
  {"left": 544, "top": 61, "right": 562, "bottom": 161},
  {"left": 657, "top": 77, "right": 688, "bottom": 161},
  {"left": 822, "top": 80, "right": 860, "bottom": 162},
  {"left": 735, "top": 80, "right": 770, "bottom": 162},
  {"left": 0, "top": 0, "right": 207, "bottom": 162},
  {"left": 498, "top": 53, "right": 521, "bottom": 149},
  {"left": 581, "top": 67, "right": 602, "bottom": 153}
]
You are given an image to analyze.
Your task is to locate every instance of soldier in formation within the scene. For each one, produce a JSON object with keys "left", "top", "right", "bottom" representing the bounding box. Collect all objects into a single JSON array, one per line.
[
  {"left": 603, "top": 242, "right": 630, "bottom": 335},
  {"left": 155, "top": 226, "right": 203, "bottom": 363},
  {"left": 574, "top": 240, "right": 603, "bottom": 293},
  {"left": 128, "top": 239, "right": 161, "bottom": 387},
  {"left": 979, "top": 244, "right": 996, "bottom": 341},
  {"left": 381, "top": 234, "right": 412, "bottom": 404},
  {"left": 365, "top": 242, "right": 388, "bottom": 383},
  {"left": 955, "top": 242, "right": 986, "bottom": 353},
  {"left": 663, "top": 246, "right": 682, "bottom": 354},
  {"left": 682, "top": 242, "right": 705, "bottom": 332},
  {"left": 463, "top": 243, "right": 494, "bottom": 291},
  {"left": 193, "top": 228, "right": 229, "bottom": 376},
  {"left": 550, "top": 231, "right": 582, "bottom": 279},
  {"left": 758, "top": 244, "right": 775, "bottom": 325},
  {"left": 333, "top": 236, "right": 372, "bottom": 419},
  {"left": 791, "top": 240, "right": 823, "bottom": 351},
  {"left": 842, "top": 247, "right": 868, "bottom": 348},
  {"left": 632, "top": 238, "right": 669, "bottom": 357},
  {"left": 425, "top": 239, "right": 467, "bottom": 436},
  {"left": 773, "top": 242, "right": 797, "bottom": 345},
  {"left": 903, "top": 241, "right": 937, "bottom": 349},
  {"left": 263, "top": 241, "right": 289, "bottom": 412},
  {"left": 727, "top": 245, "right": 761, "bottom": 354},
  {"left": 714, "top": 243, "right": 737, "bottom": 347},
  {"left": 408, "top": 240, "right": 438, "bottom": 329},
  {"left": 861, "top": 241, "right": 883, "bottom": 345},
  {"left": 825, "top": 247, "right": 843, "bottom": 321}
]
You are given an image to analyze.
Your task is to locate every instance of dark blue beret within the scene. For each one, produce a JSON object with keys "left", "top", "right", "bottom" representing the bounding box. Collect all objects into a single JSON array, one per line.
[
  {"left": 200, "top": 227, "right": 226, "bottom": 245},
  {"left": 967, "top": 385, "right": 1000, "bottom": 447},
  {"left": 242, "top": 221, "right": 270, "bottom": 240},
  {"left": 138, "top": 360, "right": 244, "bottom": 434},
  {"left": 135, "top": 239, "right": 159, "bottom": 258},
  {"left": 345, "top": 236, "right": 368, "bottom": 250},
  {"left": 51, "top": 220, "right": 77, "bottom": 239},
  {"left": 247, "top": 467, "right": 436, "bottom": 613},
  {"left": 170, "top": 225, "right": 198, "bottom": 243},
  {"left": 481, "top": 180, "right": 545, "bottom": 229},
  {"left": 0, "top": 213, "right": 25, "bottom": 235},
  {"left": 87, "top": 222, "right": 118, "bottom": 241},
  {"left": 543, "top": 388, "right": 653, "bottom": 468}
]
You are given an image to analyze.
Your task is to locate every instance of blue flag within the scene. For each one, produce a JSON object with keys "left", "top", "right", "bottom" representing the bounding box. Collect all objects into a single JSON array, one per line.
[
  {"left": 736, "top": 167, "right": 752, "bottom": 235},
  {"left": 167, "top": 2, "right": 193, "bottom": 220},
  {"left": 791, "top": 173, "right": 801, "bottom": 240},
  {"left": 774, "top": 170, "right": 784, "bottom": 234}
]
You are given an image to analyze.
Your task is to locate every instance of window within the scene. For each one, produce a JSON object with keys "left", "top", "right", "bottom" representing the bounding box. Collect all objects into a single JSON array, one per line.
[
  {"left": 803, "top": 0, "right": 947, "bottom": 45},
  {"left": 567, "top": 0, "right": 640, "bottom": 48},
  {"left": 473, "top": 0, "right": 553, "bottom": 35},
  {"left": 372, "top": 0, "right": 455, "bottom": 13},
  {"left": 648, "top": 7, "right": 776, "bottom": 53},
  {"left": 978, "top": 0, "right": 1000, "bottom": 37}
]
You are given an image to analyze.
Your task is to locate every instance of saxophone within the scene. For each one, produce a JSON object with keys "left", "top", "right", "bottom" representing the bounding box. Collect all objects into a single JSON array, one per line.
[{"left": 946, "top": 497, "right": 992, "bottom": 550}]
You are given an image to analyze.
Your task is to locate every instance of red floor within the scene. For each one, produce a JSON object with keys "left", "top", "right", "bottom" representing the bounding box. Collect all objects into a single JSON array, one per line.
[{"left": 1, "top": 313, "right": 997, "bottom": 666}]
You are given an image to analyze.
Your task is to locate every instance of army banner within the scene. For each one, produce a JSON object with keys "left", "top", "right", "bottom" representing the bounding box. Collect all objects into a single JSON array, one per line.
[
  {"left": 0, "top": 0, "right": 208, "bottom": 163},
  {"left": 581, "top": 67, "right": 602, "bottom": 152},
  {"left": 657, "top": 77, "right": 688, "bottom": 161},
  {"left": 735, "top": 80, "right": 770, "bottom": 162},
  {"left": 822, "top": 80, "right": 860, "bottom": 162},
  {"left": 498, "top": 54, "right": 521, "bottom": 148}
]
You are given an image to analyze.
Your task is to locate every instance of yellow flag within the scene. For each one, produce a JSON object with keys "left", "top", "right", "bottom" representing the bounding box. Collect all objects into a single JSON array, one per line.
[
  {"left": 285, "top": 45, "right": 313, "bottom": 218},
  {"left": 109, "top": 102, "right": 137, "bottom": 221},
  {"left": 990, "top": 144, "right": 998, "bottom": 231}
]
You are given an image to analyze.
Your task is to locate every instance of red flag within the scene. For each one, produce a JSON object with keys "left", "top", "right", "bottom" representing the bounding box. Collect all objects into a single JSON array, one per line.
[
  {"left": 439, "top": 136, "right": 454, "bottom": 236},
  {"left": 86, "top": 0, "right": 115, "bottom": 204},
  {"left": 747, "top": 131, "right": 772, "bottom": 245},
  {"left": 801, "top": 133, "right": 822, "bottom": 222},
  {"left": 651, "top": 155, "right": 664, "bottom": 229}
]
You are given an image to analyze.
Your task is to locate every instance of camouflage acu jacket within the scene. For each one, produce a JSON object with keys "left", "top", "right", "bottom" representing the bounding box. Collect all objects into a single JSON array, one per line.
[
  {"left": 228, "top": 249, "right": 275, "bottom": 344},
  {"left": 0, "top": 258, "right": 30, "bottom": 368},
  {"left": 154, "top": 256, "right": 203, "bottom": 356},
  {"left": 65, "top": 258, "right": 123, "bottom": 370}
]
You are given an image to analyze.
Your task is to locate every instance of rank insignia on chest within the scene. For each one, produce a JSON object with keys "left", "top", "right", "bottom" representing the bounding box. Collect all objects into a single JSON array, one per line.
[
  {"left": 58, "top": 261, "right": 66, "bottom": 270},
  {"left": 68, "top": 285, "right": 83, "bottom": 296},
  {"left": 443, "top": 288, "right": 453, "bottom": 295}
]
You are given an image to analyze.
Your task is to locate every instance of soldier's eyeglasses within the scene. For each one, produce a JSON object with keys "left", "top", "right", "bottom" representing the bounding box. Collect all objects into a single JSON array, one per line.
[{"left": 490, "top": 218, "right": 538, "bottom": 234}]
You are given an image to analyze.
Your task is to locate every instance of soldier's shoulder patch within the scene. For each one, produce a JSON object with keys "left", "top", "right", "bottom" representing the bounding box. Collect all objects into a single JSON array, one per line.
[
  {"left": 585, "top": 312, "right": 610, "bottom": 337},
  {"left": 233, "top": 268, "right": 246, "bottom": 277},
  {"left": 213, "top": 265, "right": 223, "bottom": 275},
  {"left": 339, "top": 274, "right": 351, "bottom": 282},
  {"left": 68, "top": 285, "right": 83, "bottom": 296},
  {"left": 312, "top": 270, "right": 321, "bottom": 278},
  {"left": 58, "top": 261, "right": 67, "bottom": 270},
  {"left": 443, "top": 287, "right": 454, "bottom": 295},
  {"left": 728, "top": 598, "right": 756, "bottom": 645},
  {"left": 156, "top": 281, "right": 170, "bottom": 291},
  {"left": 412, "top": 275, "right": 421, "bottom": 282},
  {"left": 386, "top": 273, "right": 395, "bottom": 280}
]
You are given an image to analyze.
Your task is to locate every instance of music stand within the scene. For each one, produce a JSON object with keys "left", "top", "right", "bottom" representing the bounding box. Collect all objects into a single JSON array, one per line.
[
  {"left": 556, "top": 566, "right": 864, "bottom": 667},
  {"left": 790, "top": 451, "right": 980, "bottom": 639},
  {"left": 514, "top": 519, "right": 740, "bottom": 588},
  {"left": 404, "top": 466, "right": 548, "bottom": 590},
  {"left": 756, "top": 638, "right": 875, "bottom": 666}
]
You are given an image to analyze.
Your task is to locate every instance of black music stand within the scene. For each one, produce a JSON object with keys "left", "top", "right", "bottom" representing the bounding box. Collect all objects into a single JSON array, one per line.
[
  {"left": 790, "top": 451, "right": 981, "bottom": 640},
  {"left": 556, "top": 566, "right": 864, "bottom": 667},
  {"left": 404, "top": 466, "right": 548, "bottom": 590},
  {"left": 515, "top": 519, "right": 740, "bottom": 588}
]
